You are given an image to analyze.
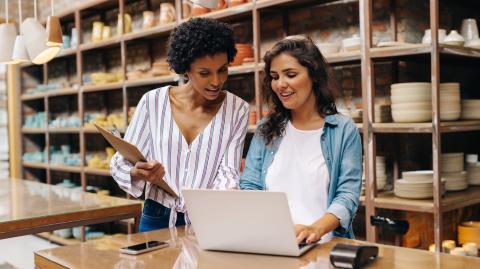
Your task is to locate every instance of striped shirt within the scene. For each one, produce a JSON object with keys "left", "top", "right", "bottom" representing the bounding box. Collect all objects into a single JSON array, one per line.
[{"left": 110, "top": 85, "right": 249, "bottom": 226}]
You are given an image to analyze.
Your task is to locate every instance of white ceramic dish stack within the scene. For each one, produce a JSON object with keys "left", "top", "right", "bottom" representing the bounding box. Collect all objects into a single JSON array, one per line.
[
  {"left": 394, "top": 170, "right": 446, "bottom": 199},
  {"left": 361, "top": 156, "right": 387, "bottom": 195},
  {"left": 315, "top": 42, "right": 341, "bottom": 55},
  {"left": 342, "top": 34, "right": 361, "bottom": 51},
  {"left": 443, "top": 171, "right": 468, "bottom": 191},
  {"left": 390, "top": 82, "right": 432, "bottom": 123},
  {"left": 467, "top": 163, "right": 480, "bottom": 185},
  {"left": 461, "top": 100, "right": 480, "bottom": 120},
  {"left": 440, "top": 152, "right": 464, "bottom": 173},
  {"left": 440, "top": 83, "right": 461, "bottom": 121}
]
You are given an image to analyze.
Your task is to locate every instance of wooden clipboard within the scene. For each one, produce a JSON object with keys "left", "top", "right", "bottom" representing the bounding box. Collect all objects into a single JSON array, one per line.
[{"left": 94, "top": 123, "right": 178, "bottom": 198}]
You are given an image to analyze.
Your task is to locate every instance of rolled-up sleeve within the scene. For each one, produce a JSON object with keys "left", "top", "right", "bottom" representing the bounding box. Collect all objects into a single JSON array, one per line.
[
  {"left": 110, "top": 94, "right": 152, "bottom": 198},
  {"left": 326, "top": 121, "right": 362, "bottom": 234},
  {"left": 212, "top": 104, "right": 249, "bottom": 189}
]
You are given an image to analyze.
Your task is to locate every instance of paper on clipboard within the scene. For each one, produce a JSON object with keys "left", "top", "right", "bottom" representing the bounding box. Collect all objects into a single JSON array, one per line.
[{"left": 94, "top": 123, "right": 178, "bottom": 198}]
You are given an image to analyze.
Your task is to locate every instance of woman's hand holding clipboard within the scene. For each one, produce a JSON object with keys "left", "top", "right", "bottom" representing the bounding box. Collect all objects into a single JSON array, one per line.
[{"left": 94, "top": 123, "right": 178, "bottom": 198}]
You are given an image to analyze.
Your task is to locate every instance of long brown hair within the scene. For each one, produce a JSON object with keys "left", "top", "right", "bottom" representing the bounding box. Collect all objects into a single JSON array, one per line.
[{"left": 259, "top": 36, "right": 339, "bottom": 145}]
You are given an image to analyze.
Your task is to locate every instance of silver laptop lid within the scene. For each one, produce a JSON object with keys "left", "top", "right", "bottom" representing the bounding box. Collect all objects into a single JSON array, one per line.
[{"left": 182, "top": 189, "right": 303, "bottom": 256}]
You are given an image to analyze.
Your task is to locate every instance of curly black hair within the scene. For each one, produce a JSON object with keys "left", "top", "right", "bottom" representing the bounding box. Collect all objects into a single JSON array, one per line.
[
  {"left": 260, "top": 36, "right": 338, "bottom": 145},
  {"left": 167, "top": 17, "right": 237, "bottom": 74}
]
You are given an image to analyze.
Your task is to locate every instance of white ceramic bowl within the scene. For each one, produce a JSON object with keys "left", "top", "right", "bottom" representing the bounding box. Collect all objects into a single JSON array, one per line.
[
  {"left": 342, "top": 35, "right": 361, "bottom": 51},
  {"left": 391, "top": 82, "right": 431, "bottom": 90},
  {"left": 391, "top": 94, "right": 431, "bottom": 104},
  {"left": 391, "top": 102, "right": 432, "bottom": 111},
  {"left": 316, "top": 42, "right": 341, "bottom": 54},
  {"left": 392, "top": 110, "right": 432, "bottom": 122}
]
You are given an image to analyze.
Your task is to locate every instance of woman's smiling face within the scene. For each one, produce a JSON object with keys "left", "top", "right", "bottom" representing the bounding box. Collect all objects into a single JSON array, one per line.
[
  {"left": 186, "top": 53, "right": 229, "bottom": 101},
  {"left": 269, "top": 53, "right": 315, "bottom": 112}
]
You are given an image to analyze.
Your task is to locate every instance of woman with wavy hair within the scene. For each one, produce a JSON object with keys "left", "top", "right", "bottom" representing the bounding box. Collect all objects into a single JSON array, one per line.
[{"left": 240, "top": 36, "right": 362, "bottom": 244}]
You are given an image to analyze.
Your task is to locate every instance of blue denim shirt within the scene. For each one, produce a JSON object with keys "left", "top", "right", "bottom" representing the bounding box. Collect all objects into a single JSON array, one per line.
[{"left": 240, "top": 114, "right": 362, "bottom": 238}]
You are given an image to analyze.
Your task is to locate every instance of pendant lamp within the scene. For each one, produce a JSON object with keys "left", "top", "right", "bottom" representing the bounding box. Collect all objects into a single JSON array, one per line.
[
  {"left": 0, "top": 0, "right": 18, "bottom": 64},
  {"left": 46, "top": 0, "right": 62, "bottom": 46},
  {"left": 12, "top": 0, "right": 29, "bottom": 64},
  {"left": 22, "top": 0, "right": 60, "bottom": 64}
]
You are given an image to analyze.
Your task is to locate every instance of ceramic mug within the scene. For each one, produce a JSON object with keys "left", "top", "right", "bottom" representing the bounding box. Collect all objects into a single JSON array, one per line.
[
  {"left": 102, "top": 26, "right": 112, "bottom": 40},
  {"left": 117, "top": 13, "right": 132, "bottom": 35},
  {"left": 92, "top": 21, "right": 104, "bottom": 42},
  {"left": 143, "top": 11, "right": 156, "bottom": 29},
  {"left": 159, "top": 3, "right": 176, "bottom": 24},
  {"left": 461, "top": 18, "right": 479, "bottom": 42}
]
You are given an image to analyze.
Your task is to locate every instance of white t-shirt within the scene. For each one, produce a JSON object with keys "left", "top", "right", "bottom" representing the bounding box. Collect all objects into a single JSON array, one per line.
[{"left": 265, "top": 121, "right": 333, "bottom": 243}]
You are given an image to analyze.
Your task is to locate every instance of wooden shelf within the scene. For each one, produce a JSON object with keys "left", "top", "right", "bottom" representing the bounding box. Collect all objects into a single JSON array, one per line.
[
  {"left": 48, "top": 127, "right": 81, "bottom": 133},
  {"left": 36, "top": 232, "right": 80, "bottom": 246},
  {"left": 79, "top": 37, "right": 121, "bottom": 52},
  {"left": 373, "top": 187, "right": 480, "bottom": 213},
  {"left": 47, "top": 88, "right": 79, "bottom": 98},
  {"left": 124, "top": 75, "right": 177, "bottom": 88},
  {"left": 370, "top": 43, "right": 480, "bottom": 60},
  {"left": 186, "top": 2, "right": 254, "bottom": 21},
  {"left": 21, "top": 92, "right": 47, "bottom": 101},
  {"left": 122, "top": 24, "right": 176, "bottom": 42},
  {"left": 326, "top": 50, "right": 361, "bottom": 64},
  {"left": 82, "top": 82, "right": 124, "bottom": 93},
  {"left": 372, "top": 121, "right": 480, "bottom": 133},
  {"left": 56, "top": 47, "right": 78, "bottom": 58},
  {"left": 23, "top": 161, "right": 49, "bottom": 169},
  {"left": 22, "top": 128, "right": 47, "bottom": 134},
  {"left": 49, "top": 164, "right": 82, "bottom": 173},
  {"left": 84, "top": 167, "right": 111, "bottom": 177}
]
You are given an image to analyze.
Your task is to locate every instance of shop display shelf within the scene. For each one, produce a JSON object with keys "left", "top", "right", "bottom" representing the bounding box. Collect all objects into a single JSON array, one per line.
[
  {"left": 82, "top": 82, "right": 124, "bottom": 93},
  {"left": 48, "top": 127, "right": 81, "bottom": 134},
  {"left": 84, "top": 167, "right": 111, "bottom": 177},
  {"left": 373, "top": 186, "right": 480, "bottom": 213},
  {"left": 186, "top": 2, "right": 254, "bottom": 22},
  {"left": 56, "top": 47, "right": 78, "bottom": 59},
  {"left": 47, "top": 88, "right": 79, "bottom": 98},
  {"left": 49, "top": 164, "right": 82, "bottom": 173},
  {"left": 79, "top": 37, "right": 122, "bottom": 52},
  {"left": 372, "top": 121, "right": 480, "bottom": 133},
  {"left": 122, "top": 23, "right": 176, "bottom": 42},
  {"left": 22, "top": 161, "right": 49, "bottom": 169},
  {"left": 36, "top": 232, "right": 81, "bottom": 246},
  {"left": 124, "top": 75, "right": 178, "bottom": 88},
  {"left": 21, "top": 92, "right": 47, "bottom": 101},
  {"left": 22, "top": 128, "right": 48, "bottom": 134},
  {"left": 229, "top": 63, "right": 256, "bottom": 75},
  {"left": 370, "top": 43, "right": 480, "bottom": 60}
]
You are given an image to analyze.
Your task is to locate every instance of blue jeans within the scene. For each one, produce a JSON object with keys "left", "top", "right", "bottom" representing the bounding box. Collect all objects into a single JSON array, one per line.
[{"left": 139, "top": 199, "right": 186, "bottom": 232}]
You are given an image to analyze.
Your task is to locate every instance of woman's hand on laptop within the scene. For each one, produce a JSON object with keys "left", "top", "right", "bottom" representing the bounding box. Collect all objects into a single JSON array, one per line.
[
  {"left": 131, "top": 160, "right": 166, "bottom": 186},
  {"left": 295, "top": 224, "right": 324, "bottom": 244}
]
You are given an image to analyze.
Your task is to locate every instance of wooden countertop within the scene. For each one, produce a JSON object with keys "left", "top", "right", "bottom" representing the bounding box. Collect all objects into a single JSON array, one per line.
[
  {"left": 35, "top": 227, "right": 480, "bottom": 269},
  {"left": 0, "top": 179, "right": 142, "bottom": 239}
]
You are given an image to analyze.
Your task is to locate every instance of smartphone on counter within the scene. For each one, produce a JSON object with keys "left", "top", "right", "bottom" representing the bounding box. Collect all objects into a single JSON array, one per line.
[{"left": 119, "top": 240, "right": 169, "bottom": 255}]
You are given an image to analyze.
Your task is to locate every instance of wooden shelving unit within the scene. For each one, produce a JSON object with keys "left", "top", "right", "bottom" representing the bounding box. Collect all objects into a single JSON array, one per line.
[
  {"left": 16, "top": 0, "right": 480, "bottom": 251},
  {"left": 36, "top": 232, "right": 81, "bottom": 246}
]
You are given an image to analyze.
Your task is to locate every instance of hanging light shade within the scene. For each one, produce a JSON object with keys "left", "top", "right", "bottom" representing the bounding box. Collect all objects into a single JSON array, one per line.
[
  {"left": 12, "top": 0, "right": 30, "bottom": 64},
  {"left": 46, "top": 0, "right": 62, "bottom": 47},
  {"left": 22, "top": 18, "right": 60, "bottom": 64},
  {"left": 0, "top": 0, "right": 18, "bottom": 64},
  {"left": 46, "top": 15, "right": 63, "bottom": 46},
  {"left": 12, "top": 35, "right": 29, "bottom": 63}
]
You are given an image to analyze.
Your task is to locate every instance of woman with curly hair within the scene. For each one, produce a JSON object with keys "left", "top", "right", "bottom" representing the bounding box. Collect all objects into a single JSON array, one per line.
[
  {"left": 240, "top": 36, "right": 362, "bottom": 244},
  {"left": 111, "top": 18, "right": 249, "bottom": 232}
]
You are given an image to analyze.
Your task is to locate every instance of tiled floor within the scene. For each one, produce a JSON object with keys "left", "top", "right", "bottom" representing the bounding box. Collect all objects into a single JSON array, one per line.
[{"left": 0, "top": 235, "right": 58, "bottom": 269}]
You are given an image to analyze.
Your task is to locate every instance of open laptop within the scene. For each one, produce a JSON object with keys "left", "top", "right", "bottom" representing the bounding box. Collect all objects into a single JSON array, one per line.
[{"left": 182, "top": 189, "right": 317, "bottom": 256}]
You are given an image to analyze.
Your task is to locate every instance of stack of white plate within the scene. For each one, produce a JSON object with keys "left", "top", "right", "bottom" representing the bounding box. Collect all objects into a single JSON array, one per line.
[
  {"left": 361, "top": 156, "right": 387, "bottom": 194},
  {"left": 467, "top": 163, "right": 480, "bottom": 185},
  {"left": 443, "top": 171, "right": 468, "bottom": 191},
  {"left": 394, "top": 170, "right": 446, "bottom": 199},
  {"left": 374, "top": 104, "right": 392, "bottom": 123},
  {"left": 461, "top": 100, "right": 480, "bottom": 120},
  {"left": 440, "top": 83, "right": 461, "bottom": 121},
  {"left": 390, "top": 82, "right": 432, "bottom": 122},
  {"left": 440, "top": 153, "right": 464, "bottom": 172},
  {"left": 440, "top": 153, "right": 468, "bottom": 191}
]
